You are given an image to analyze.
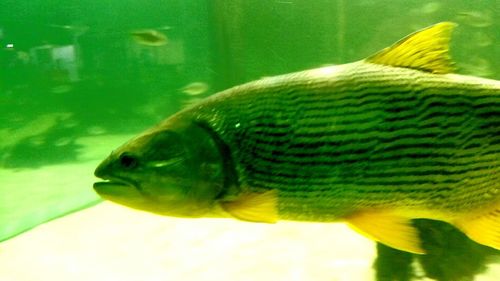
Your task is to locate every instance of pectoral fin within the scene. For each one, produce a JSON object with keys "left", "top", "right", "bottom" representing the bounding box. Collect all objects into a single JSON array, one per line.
[
  {"left": 220, "top": 189, "right": 278, "bottom": 223},
  {"left": 454, "top": 203, "right": 500, "bottom": 250},
  {"left": 346, "top": 211, "right": 425, "bottom": 254}
]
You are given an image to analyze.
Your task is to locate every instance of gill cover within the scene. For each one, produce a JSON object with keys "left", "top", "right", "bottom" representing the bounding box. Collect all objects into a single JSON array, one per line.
[{"left": 94, "top": 120, "right": 227, "bottom": 217}]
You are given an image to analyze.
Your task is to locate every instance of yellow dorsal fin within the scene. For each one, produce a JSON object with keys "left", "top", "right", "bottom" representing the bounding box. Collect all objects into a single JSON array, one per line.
[
  {"left": 454, "top": 202, "right": 500, "bottom": 250},
  {"left": 346, "top": 210, "right": 425, "bottom": 254},
  {"left": 365, "top": 22, "right": 456, "bottom": 74},
  {"left": 220, "top": 189, "right": 278, "bottom": 223}
]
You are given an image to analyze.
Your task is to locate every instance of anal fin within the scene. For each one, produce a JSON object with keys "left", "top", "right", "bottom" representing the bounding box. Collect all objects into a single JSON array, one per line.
[
  {"left": 454, "top": 203, "right": 500, "bottom": 251},
  {"left": 346, "top": 211, "right": 425, "bottom": 254}
]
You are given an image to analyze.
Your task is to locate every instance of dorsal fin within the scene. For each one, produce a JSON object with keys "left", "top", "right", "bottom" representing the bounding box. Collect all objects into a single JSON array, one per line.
[{"left": 365, "top": 22, "right": 456, "bottom": 74}]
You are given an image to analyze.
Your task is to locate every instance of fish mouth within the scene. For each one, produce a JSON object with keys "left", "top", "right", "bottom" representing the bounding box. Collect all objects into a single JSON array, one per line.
[
  {"left": 93, "top": 176, "right": 139, "bottom": 195},
  {"left": 93, "top": 175, "right": 150, "bottom": 208}
]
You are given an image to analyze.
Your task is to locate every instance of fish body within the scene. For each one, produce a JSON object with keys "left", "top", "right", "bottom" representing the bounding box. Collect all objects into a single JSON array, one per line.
[
  {"left": 130, "top": 29, "right": 168, "bottom": 46},
  {"left": 181, "top": 82, "right": 210, "bottom": 96},
  {"left": 94, "top": 23, "right": 500, "bottom": 254},
  {"left": 192, "top": 62, "right": 500, "bottom": 221}
]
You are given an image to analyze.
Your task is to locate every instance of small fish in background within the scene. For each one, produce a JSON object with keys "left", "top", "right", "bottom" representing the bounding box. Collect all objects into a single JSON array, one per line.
[
  {"left": 418, "top": 2, "right": 442, "bottom": 14},
  {"left": 130, "top": 29, "right": 168, "bottom": 47},
  {"left": 50, "top": 84, "right": 73, "bottom": 94},
  {"left": 87, "top": 126, "right": 107, "bottom": 136},
  {"left": 48, "top": 23, "right": 88, "bottom": 30},
  {"left": 456, "top": 11, "right": 493, "bottom": 28},
  {"left": 54, "top": 137, "right": 73, "bottom": 147},
  {"left": 48, "top": 24, "right": 89, "bottom": 36},
  {"left": 459, "top": 56, "right": 493, "bottom": 78},
  {"left": 94, "top": 23, "right": 500, "bottom": 255},
  {"left": 472, "top": 31, "right": 493, "bottom": 47},
  {"left": 180, "top": 82, "right": 209, "bottom": 96},
  {"left": 16, "top": 51, "right": 30, "bottom": 63}
]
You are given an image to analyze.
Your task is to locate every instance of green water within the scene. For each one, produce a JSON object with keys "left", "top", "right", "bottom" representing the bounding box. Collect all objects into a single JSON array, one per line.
[{"left": 0, "top": 0, "right": 498, "bottom": 280}]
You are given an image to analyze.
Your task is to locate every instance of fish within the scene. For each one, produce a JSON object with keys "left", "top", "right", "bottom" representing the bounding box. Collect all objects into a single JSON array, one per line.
[
  {"left": 130, "top": 29, "right": 168, "bottom": 46},
  {"left": 181, "top": 82, "right": 210, "bottom": 96},
  {"left": 459, "top": 55, "right": 493, "bottom": 78},
  {"left": 456, "top": 11, "right": 493, "bottom": 28},
  {"left": 416, "top": 2, "right": 441, "bottom": 15},
  {"left": 94, "top": 22, "right": 500, "bottom": 254}
]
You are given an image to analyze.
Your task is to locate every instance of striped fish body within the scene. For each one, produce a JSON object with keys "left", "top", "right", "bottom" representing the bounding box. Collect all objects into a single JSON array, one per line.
[
  {"left": 185, "top": 61, "right": 500, "bottom": 222},
  {"left": 94, "top": 23, "right": 500, "bottom": 253}
]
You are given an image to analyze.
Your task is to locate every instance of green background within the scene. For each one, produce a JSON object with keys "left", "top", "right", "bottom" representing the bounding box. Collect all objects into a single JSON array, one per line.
[{"left": 0, "top": 0, "right": 498, "bottom": 242}]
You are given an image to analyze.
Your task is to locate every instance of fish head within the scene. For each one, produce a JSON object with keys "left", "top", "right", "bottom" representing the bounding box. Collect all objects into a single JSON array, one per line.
[{"left": 93, "top": 120, "right": 225, "bottom": 217}]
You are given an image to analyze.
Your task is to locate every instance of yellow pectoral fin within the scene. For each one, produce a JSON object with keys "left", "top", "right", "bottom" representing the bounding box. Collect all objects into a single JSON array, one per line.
[
  {"left": 220, "top": 189, "right": 279, "bottom": 223},
  {"left": 454, "top": 203, "right": 500, "bottom": 251},
  {"left": 346, "top": 211, "right": 425, "bottom": 254}
]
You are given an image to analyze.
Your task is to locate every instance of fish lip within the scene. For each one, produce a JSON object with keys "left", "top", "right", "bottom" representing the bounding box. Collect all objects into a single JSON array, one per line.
[{"left": 93, "top": 175, "right": 138, "bottom": 189}]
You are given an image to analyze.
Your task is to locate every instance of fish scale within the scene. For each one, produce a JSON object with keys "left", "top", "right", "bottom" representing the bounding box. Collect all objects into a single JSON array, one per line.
[{"left": 188, "top": 61, "right": 500, "bottom": 221}]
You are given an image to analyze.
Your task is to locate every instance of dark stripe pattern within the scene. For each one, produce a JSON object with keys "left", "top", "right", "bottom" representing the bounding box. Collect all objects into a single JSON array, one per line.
[{"left": 191, "top": 62, "right": 500, "bottom": 222}]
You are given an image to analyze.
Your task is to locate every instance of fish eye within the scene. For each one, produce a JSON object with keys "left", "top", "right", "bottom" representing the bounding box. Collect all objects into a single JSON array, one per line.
[{"left": 119, "top": 153, "right": 138, "bottom": 169}]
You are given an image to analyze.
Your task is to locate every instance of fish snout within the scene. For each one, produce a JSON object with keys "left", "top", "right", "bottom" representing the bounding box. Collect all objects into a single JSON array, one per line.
[{"left": 94, "top": 157, "right": 112, "bottom": 179}]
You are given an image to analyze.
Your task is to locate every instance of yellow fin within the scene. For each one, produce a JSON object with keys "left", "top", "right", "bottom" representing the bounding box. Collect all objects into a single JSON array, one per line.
[
  {"left": 220, "top": 190, "right": 278, "bottom": 223},
  {"left": 454, "top": 203, "right": 500, "bottom": 250},
  {"left": 346, "top": 211, "right": 425, "bottom": 254},
  {"left": 365, "top": 22, "right": 456, "bottom": 74}
]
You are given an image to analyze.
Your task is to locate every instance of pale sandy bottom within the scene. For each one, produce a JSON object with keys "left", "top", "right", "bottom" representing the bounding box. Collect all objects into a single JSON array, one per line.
[
  {"left": 2, "top": 204, "right": 500, "bottom": 281},
  {"left": 0, "top": 202, "right": 377, "bottom": 281},
  {"left": 0, "top": 135, "right": 499, "bottom": 281}
]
